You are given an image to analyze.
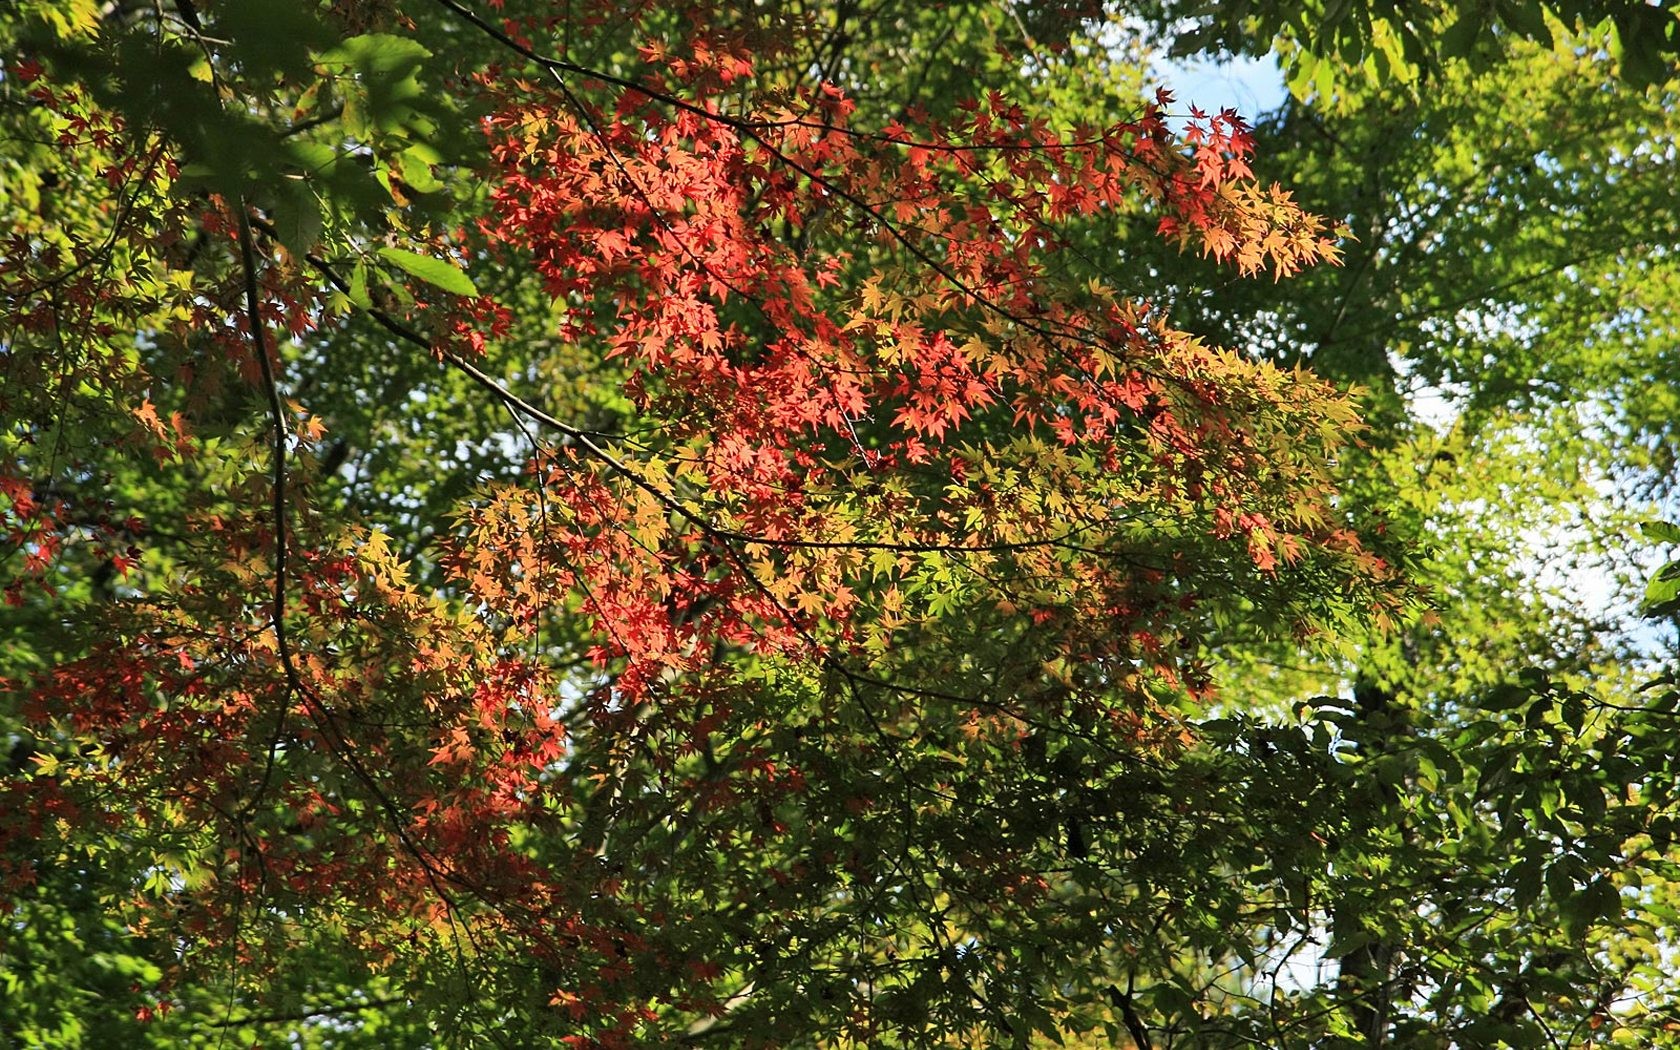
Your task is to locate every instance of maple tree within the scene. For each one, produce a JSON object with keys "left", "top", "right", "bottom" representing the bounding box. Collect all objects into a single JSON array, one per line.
[
  {"left": 4, "top": 1, "right": 1678, "bottom": 1048},
  {"left": 0, "top": 1, "right": 1404, "bottom": 1045}
]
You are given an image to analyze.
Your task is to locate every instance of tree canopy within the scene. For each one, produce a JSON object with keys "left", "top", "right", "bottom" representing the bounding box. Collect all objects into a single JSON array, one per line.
[{"left": 2, "top": 1, "right": 1678, "bottom": 1047}]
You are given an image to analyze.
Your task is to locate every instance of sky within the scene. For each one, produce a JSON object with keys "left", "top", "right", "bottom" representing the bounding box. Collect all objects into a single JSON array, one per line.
[{"left": 1151, "top": 51, "right": 1289, "bottom": 123}]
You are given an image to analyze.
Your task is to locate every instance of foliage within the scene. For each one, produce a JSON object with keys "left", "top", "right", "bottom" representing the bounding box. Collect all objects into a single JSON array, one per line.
[
  {"left": 1169, "top": 0, "right": 1680, "bottom": 94},
  {"left": 3, "top": 1, "right": 1679, "bottom": 1048},
  {"left": 1121, "top": 23, "right": 1680, "bottom": 1049},
  {"left": 0, "top": 1, "right": 1400, "bottom": 1046}
]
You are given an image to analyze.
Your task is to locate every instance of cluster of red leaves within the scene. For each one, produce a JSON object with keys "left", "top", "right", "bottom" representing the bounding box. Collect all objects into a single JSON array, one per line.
[{"left": 466, "top": 45, "right": 1370, "bottom": 703}]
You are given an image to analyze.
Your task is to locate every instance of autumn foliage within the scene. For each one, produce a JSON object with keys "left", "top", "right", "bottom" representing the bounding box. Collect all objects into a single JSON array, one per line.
[{"left": 1, "top": 1, "right": 1405, "bottom": 1044}]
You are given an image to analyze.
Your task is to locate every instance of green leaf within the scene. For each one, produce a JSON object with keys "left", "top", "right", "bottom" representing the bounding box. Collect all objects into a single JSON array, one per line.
[
  {"left": 1559, "top": 695, "right": 1585, "bottom": 736},
  {"left": 397, "top": 144, "right": 444, "bottom": 195},
  {"left": 1148, "top": 980, "right": 1195, "bottom": 1016},
  {"left": 1022, "top": 1002, "right": 1063, "bottom": 1043},
  {"left": 215, "top": 1, "right": 333, "bottom": 83},
  {"left": 377, "top": 247, "right": 477, "bottom": 297},
  {"left": 348, "top": 263, "right": 372, "bottom": 310},
  {"left": 1323, "top": 928, "right": 1372, "bottom": 959},
  {"left": 1562, "top": 878, "right": 1621, "bottom": 939},
  {"left": 1483, "top": 682, "right": 1533, "bottom": 711},
  {"left": 1440, "top": 10, "right": 1483, "bottom": 60},
  {"left": 1615, "top": 13, "right": 1673, "bottom": 88},
  {"left": 273, "top": 181, "right": 323, "bottom": 257},
  {"left": 1493, "top": 0, "right": 1549, "bottom": 43},
  {"left": 320, "top": 34, "right": 434, "bottom": 136},
  {"left": 1512, "top": 855, "right": 1543, "bottom": 907},
  {"left": 319, "top": 33, "right": 433, "bottom": 80},
  {"left": 1646, "top": 562, "right": 1680, "bottom": 614},
  {"left": 1641, "top": 521, "right": 1680, "bottom": 544}
]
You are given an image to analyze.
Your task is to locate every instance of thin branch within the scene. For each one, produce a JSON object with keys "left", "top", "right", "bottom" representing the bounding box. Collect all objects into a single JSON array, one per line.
[
  {"left": 231, "top": 201, "right": 298, "bottom": 834},
  {"left": 234, "top": 202, "right": 296, "bottom": 690},
  {"left": 1115, "top": 973, "right": 1155, "bottom": 1050},
  {"left": 279, "top": 103, "right": 344, "bottom": 139}
]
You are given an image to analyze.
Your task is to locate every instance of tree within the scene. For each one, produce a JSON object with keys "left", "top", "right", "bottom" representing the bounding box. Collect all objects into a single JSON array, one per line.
[
  {"left": 5, "top": 1, "right": 1679, "bottom": 1048},
  {"left": 1, "top": 1, "right": 1402, "bottom": 1046},
  {"left": 1103, "top": 19, "right": 1680, "bottom": 1048}
]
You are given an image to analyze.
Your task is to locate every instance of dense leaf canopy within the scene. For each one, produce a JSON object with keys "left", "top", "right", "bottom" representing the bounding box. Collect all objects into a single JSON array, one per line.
[{"left": 1, "top": 1, "right": 1677, "bottom": 1048}]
